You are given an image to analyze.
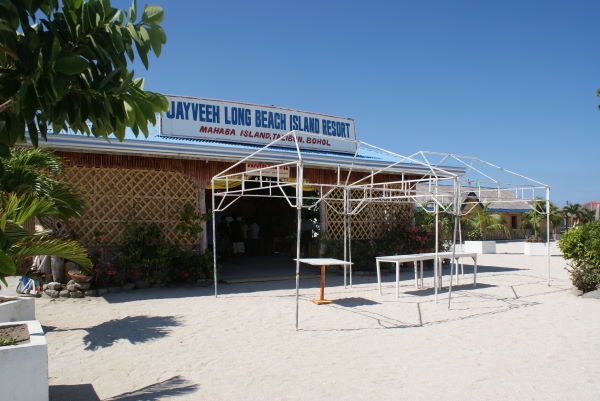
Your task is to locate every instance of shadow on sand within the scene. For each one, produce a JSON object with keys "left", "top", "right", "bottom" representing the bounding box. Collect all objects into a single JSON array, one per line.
[
  {"left": 333, "top": 297, "right": 380, "bottom": 307},
  {"left": 105, "top": 376, "right": 199, "bottom": 401},
  {"left": 403, "top": 282, "right": 497, "bottom": 296},
  {"left": 50, "top": 384, "right": 101, "bottom": 401},
  {"left": 44, "top": 315, "right": 181, "bottom": 351},
  {"left": 94, "top": 264, "right": 526, "bottom": 304},
  {"left": 49, "top": 376, "right": 199, "bottom": 401}
]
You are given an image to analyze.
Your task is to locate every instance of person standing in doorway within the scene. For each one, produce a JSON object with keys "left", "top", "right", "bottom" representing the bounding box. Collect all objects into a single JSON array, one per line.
[
  {"left": 301, "top": 218, "right": 314, "bottom": 257},
  {"left": 230, "top": 216, "right": 245, "bottom": 255},
  {"left": 248, "top": 220, "right": 260, "bottom": 256}
]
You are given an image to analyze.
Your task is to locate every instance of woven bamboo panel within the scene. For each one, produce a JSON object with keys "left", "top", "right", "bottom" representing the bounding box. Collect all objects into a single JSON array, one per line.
[
  {"left": 65, "top": 167, "right": 199, "bottom": 246},
  {"left": 325, "top": 188, "right": 413, "bottom": 240}
]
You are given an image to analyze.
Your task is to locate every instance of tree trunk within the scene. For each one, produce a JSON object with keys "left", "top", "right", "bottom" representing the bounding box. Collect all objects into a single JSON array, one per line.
[
  {"left": 50, "top": 257, "right": 65, "bottom": 283},
  {"left": 39, "top": 255, "right": 51, "bottom": 276}
]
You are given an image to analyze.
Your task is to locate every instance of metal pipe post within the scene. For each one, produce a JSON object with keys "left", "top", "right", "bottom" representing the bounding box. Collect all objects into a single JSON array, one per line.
[
  {"left": 211, "top": 186, "right": 218, "bottom": 297},
  {"left": 434, "top": 202, "right": 439, "bottom": 303},
  {"left": 448, "top": 178, "right": 459, "bottom": 309},
  {"left": 349, "top": 215, "right": 353, "bottom": 288},
  {"left": 343, "top": 188, "right": 348, "bottom": 288},
  {"left": 546, "top": 187, "right": 551, "bottom": 286},
  {"left": 295, "top": 162, "right": 303, "bottom": 329}
]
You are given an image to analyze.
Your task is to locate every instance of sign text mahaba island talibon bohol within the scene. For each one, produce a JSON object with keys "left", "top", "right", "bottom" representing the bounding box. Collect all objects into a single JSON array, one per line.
[{"left": 160, "top": 95, "right": 357, "bottom": 154}]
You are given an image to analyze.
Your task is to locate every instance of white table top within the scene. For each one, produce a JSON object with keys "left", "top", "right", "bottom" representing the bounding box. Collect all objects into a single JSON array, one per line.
[
  {"left": 376, "top": 251, "right": 477, "bottom": 262},
  {"left": 296, "top": 258, "right": 353, "bottom": 266}
]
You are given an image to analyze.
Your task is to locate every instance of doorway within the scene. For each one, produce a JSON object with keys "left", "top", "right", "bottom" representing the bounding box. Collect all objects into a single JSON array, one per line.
[{"left": 208, "top": 192, "right": 320, "bottom": 282}]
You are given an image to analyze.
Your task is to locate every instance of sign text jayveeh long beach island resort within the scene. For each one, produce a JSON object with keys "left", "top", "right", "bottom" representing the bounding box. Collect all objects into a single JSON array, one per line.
[{"left": 160, "top": 95, "right": 357, "bottom": 154}]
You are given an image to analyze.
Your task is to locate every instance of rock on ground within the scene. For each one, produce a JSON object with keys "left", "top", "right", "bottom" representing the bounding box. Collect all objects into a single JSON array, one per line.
[
  {"left": 75, "top": 282, "right": 91, "bottom": 291},
  {"left": 582, "top": 289, "right": 600, "bottom": 299}
]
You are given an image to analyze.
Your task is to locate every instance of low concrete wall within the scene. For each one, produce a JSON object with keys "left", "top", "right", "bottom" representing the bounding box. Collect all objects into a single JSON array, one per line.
[
  {"left": 0, "top": 320, "right": 48, "bottom": 401},
  {"left": 464, "top": 240, "right": 496, "bottom": 254},
  {"left": 0, "top": 297, "right": 35, "bottom": 323},
  {"left": 523, "top": 242, "right": 562, "bottom": 256}
]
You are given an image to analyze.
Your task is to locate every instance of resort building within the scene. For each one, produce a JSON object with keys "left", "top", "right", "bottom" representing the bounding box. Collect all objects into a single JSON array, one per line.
[
  {"left": 416, "top": 184, "right": 533, "bottom": 239},
  {"left": 582, "top": 200, "right": 600, "bottom": 220},
  {"left": 44, "top": 95, "right": 462, "bottom": 279}
]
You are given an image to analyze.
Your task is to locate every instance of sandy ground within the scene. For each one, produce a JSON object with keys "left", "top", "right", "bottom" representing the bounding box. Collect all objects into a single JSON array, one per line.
[{"left": 14, "top": 244, "right": 600, "bottom": 400}]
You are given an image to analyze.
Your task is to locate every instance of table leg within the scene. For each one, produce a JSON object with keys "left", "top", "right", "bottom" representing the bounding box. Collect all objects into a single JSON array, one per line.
[
  {"left": 350, "top": 263, "right": 353, "bottom": 288},
  {"left": 376, "top": 260, "right": 382, "bottom": 295},
  {"left": 473, "top": 257, "right": 478, "bottom": 287},
  {"left": 413, "top": 261, "right": 418, "bottom": 289},
  {"left": 396, "top": 261, "right": 400, "bottom": 299},
  {"left": 420, "top": 261, "right": 424, "bottom": 288},
  {"left": 320, "top": 265, "right": 325, "bottom": 300},
  {"left": 455, "top": 258, "right": 460, "bottom": 285},
  {"left": 311, "top": 265, "right": 332, "bottom": 305}
]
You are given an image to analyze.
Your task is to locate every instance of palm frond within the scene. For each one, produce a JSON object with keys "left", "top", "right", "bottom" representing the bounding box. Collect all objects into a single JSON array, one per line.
[
  {"left": 2, "top": 221, "right": 34, "bottom": 242},
  {"left": 10, "top": 236, "right": 92, "bottom": 270},
  {"left": 47, "top": 182, "right": 86, "bottom": 219},
  {"left": 3, "top": 147, "right": 63, "bottom": 175},
  {"left": 1, "top": 194, "right": 59, "bottom": 226},
  {"left": 0, "top": 249, "right": 17, "bottom": 277}
]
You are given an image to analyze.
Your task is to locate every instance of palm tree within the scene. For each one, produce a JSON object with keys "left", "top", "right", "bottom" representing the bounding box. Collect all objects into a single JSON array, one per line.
[
  {"left": 466, "top": 202, "right": 510, "bottom": 239},
  {"left": 563, "top": 202, "right": 582, "bottom": 228},
  {"left": 0, "top": 148, "right": 88, "bottom": 286},
  {"left": 525, "top": 200, "right": 562, "bottom": 237},
  {"left": 549, "top": 204, "right": 563, "bottom": 235},
  {"left": 521, "top": 209, "right": 545, "bottom": 239},
  {"left": 0, "top": 194, "right": 91, "bottom": 287},
  {"left": 579, "top": 208, "right": 596, "bottom": 224},
  {"left": 0, "top": 147, "right": 85, "bottom": 222}
]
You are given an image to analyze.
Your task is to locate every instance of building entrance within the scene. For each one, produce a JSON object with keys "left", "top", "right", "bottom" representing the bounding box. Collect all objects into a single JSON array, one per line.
[{"left": 208, "top": 193, "right": 320, "bottom": 282}]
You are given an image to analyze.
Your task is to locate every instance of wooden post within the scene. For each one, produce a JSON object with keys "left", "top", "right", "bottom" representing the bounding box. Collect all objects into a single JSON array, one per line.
[
  {"left": 320, "top": 265, "right": 326, "bottom": 300},
  {"left": 311, "top": 264, "right": 332, "bottom": 305}
]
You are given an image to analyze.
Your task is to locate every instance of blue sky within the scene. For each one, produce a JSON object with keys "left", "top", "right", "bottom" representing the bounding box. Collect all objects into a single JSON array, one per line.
[{"left": 115, "top": 0, "right": 598, "bottom": 205}]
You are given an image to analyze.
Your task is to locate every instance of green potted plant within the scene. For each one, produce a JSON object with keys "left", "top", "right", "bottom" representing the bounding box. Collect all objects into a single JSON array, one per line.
[
  {"left": 67, "top": 266, "right": 94, "bottom": 283},
  {"left": 464, "top": 203, "right": 510, "bottom": 254}
]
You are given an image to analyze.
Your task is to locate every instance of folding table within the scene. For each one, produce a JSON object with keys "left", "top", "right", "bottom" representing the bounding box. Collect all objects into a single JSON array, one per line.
[
  {"left": 296, "top": 258, "right": 353, "bottom": 304},
  {"left": 375, "top": 252, "right": 478, "bottom": 298}
]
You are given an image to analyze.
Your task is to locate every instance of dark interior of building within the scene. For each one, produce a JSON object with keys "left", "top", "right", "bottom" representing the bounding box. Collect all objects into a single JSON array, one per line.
[{"left": 207, "top": 190, "right": 321, "bottom": 282}]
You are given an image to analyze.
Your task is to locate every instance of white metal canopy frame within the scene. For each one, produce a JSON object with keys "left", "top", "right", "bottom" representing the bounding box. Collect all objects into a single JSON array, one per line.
[
  {"left": 209, "top": 131, "right": 551, "bottom": 328},
  {"left": 408, "top": 151, "right": 552, "bottom": 308}
]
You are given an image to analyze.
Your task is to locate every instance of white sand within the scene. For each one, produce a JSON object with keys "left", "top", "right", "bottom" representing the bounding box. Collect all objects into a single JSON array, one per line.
[{"left": 34, "top": 249, "right": 599, "bottom": 400}]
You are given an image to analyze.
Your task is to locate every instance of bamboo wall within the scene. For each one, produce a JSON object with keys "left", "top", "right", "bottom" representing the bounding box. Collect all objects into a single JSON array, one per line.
[
  {"left": 58, "top": 151, "right": 414, "bottom": 244},
  {"left": 324, "top": 187, "right": 414, "bottom": 240},
  {"left": 64, "top": 166, "right": 199, "bottom": 246}
]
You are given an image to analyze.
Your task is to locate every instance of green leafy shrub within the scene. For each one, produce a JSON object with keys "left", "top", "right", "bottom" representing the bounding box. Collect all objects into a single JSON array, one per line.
[
  {"left": 467, "top": 230, "right": 482, "bottom": 241},
  {"left": 111, "top": 222, "right": 213, "bottom": 285},
  {"left": 0, "top": 337, "right": 17, "bottom": 347},
  {"left": 559, "top": 220, "right": 600, "bottom": 292},
  {"left": 90, "top": 203, "right": 214, "bottom": 287}
]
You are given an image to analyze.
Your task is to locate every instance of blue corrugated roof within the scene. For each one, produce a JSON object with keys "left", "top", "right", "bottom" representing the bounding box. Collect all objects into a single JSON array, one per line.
[{"left": 42, "top": 123, "right": 465, "bottom": 175}]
